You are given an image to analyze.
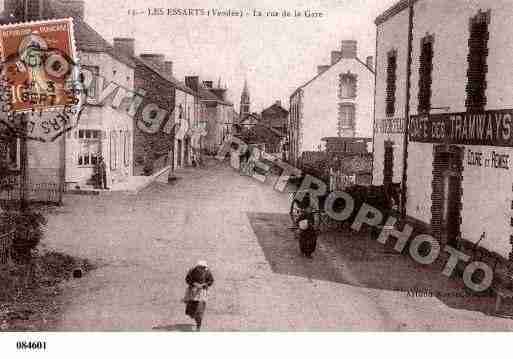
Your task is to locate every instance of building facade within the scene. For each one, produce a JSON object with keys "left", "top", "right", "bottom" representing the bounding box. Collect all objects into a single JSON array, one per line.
[
  {"left": 127, "top": 50, "right": 175, "bottom": 176},
  {"left": 261, "top": 101, "right": 288, "bottom": 135},
  {"left": 197, "top": 80, "right": 234, "bottom": 154},
  {"left": 43, "top": 2, "right": 137, "bottom": 189},
  {"left": 373, "top": 0, "right": 513, "bottom": 260},
  {"left": 289, "top": 40, "right": 375, "bottom": 166},
  {"left": 1, "top": 0, "right": 114, "bottom": 198},
  {"left": 173, "top": 83, "right": 197, "bottom": 169},
  {"left": 65, "top": 49, "right": 135, "bottom": 189}
]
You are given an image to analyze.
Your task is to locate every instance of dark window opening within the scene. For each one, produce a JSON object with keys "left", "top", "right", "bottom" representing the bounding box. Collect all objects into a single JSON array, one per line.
[
  {"left": 418, "top": 35, "right": 434, "bottom": 114},
  {"left": 338, "top": 103, "right": 355, "bottom": 136},
  {"left": 386, "top": 50, "right": 397, "bottom": 117},
  {"left": 339, "top": 73, "right": 357, "bottom": 99},
  {"left": 465, "top": 10, "right": 491, "bottom": 113},
  {"left": 81, "top": 65, "right": 99, "bottom": 99},
  {"left": 383, "top": 142, "right": 394, "bottom": 187}
]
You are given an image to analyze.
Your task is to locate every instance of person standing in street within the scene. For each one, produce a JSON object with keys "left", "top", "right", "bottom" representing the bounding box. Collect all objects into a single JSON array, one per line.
[
  {"left": 94, "top": 157, "right": 101, "bottom": 189},
  {"left": 184, "top": 260, "right": 214, "bottom": 331},
  {"left": 98, "top": 156, "right": 108, "bottom": 190}
]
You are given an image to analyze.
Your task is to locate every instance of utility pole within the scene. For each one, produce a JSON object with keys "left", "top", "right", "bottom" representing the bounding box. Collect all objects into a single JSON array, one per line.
[{"left": 19, "top": 0, "right": 29, "bottom": 210}]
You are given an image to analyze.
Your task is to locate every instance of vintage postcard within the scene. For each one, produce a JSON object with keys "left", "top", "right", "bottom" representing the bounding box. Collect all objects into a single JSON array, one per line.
[{"left": 0, "top": 0, "right": 512, "bottom": 357}]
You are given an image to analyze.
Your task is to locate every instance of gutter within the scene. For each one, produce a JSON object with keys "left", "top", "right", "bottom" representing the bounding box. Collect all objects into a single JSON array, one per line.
[
  {"left": 401, "top": 0, "right": 415, "bottom": 218},
  {"left": 371, "top": 21, "right": 378, "bottom": 185}
]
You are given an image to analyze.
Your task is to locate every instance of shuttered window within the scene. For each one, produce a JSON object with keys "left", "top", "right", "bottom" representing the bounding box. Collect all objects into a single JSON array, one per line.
[
  {"left": 338, "top": 103, "right": 355, "bottom": 136},
  {"left": 339, "top": 73, "right": 357, "bottom": 99},
  {"left": 418, "top": 35, "right": 434, "bottom": 114},
  {"left": 465, "top": 10, "right": 490, "bottom": 113},
  {"left": 385, "top": 50, "right": 397, "bottom": 117},
  {"left": 383, "top": 142, "right": 394, "bottom": 187}
]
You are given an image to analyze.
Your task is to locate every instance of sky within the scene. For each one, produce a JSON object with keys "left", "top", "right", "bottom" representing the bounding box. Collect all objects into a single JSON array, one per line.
[{"left": 3, "top": 0, "right": 398, "bottom": 112}]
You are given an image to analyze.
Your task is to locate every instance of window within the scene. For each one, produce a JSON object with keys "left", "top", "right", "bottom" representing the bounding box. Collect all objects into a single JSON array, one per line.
[
  {"left": 0, "top": 138, "right": 20, "bottom": 171},
  {"left": 81, "top": 65, "right": 99, "bottom": 100},
  {"left": 77, "top": 129, "right": 101, "bottom": 166},
  {"left": 338, "top": 103, "right": 355, "bottom": 136},
  {"left": 339, "top": 73, "right": 357, "bottom": 99},
  {"left": 386, "top": 50, "right": 397, "bottom": 117},
  {"left": 110, "top": 131, "right": 117, "bottom": 170},
  {"left": 418, "top": 35, "right": 434, "bottom": 114},
  {"left": 124, "top": 131, "right": 130, "bottom": 166},
  {"left": 466, "top": 10, "right": 491, "bottom": 113},
  {"left": 119, "top": 130, "right": 123, "bottom": 167},
  {"left": 384, "top": 141, "right": 394, "bottom": 187}
]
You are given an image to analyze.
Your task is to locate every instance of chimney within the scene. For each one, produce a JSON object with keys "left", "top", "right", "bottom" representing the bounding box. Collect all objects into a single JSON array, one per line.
[
  {"left": 60, "top": 0, "right": 85, "bottom": 18},
  {"left": 163, "top": 61, "right": 173, "bottom": 78},
  {"left": 140, "top": 53, "right": 165, "bottom": 71},
  {"left": 317, "top": 65, "right": 330, "bottom": 75},
  {"left": 113, "top": 38, "right": 135, "bottom": 58},
  {"left": 275, "top": 100, "right": 282, "bottom": 107},
  {"left": 331, "top": 51, "right": 342, "bottom": 65},
  {"left": 185, "top": 76, "right": 199, "bottom": 92},
  {"left": 366, "top": 56, "right": 374, "bottom": 71},
  {"left": 341, "top": 40, "right": 357, "bottom": 59},
  {"left": 203, "top": 81, "right": 213, "bottom": 89}
]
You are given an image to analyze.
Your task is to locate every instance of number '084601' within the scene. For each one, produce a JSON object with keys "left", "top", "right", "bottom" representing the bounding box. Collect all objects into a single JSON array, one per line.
[{"left": 16, "top": 341, "right": 47, "bottom": 350}]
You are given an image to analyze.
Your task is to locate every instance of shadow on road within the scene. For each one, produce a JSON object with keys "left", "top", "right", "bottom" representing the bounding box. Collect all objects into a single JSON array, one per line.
[
  {"left": 152, "top": 323, "right": 196, "bottom": 332},
  {"left": 247, "top": 212, "right": 512, "bottom": 320}
]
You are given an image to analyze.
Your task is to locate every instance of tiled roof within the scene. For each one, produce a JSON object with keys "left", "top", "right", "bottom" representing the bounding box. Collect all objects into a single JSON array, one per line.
[
  {"left": 262, "top": 103, "right": 289, "bottom": 116},
  {"left": 134, "top": 56, "right": 196, "bottom": 94},
  {"left": 174, "top": 79, "right": 196, "bottom": 95},
  {"left": 291, "top": 55, "right": 374, "bottom": 97},
  {"left": 261, "top": 103, "right": 289, "bottom": 128},
  {"left": 238, "top": 123, "right": 285, "bottom": 145},
  {"left": 375, "top": 0, "right": 415, "bottom": 25},
  {"left": 197, "top": 85, "right": 232, "bottom": 106},
  {"left": 43, "top": 0, "right": 135, "bottom": 68}
]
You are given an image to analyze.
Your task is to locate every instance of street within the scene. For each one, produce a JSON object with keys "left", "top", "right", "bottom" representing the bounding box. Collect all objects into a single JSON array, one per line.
[{"left": 42, "top": 159, "right": 513, "bottom": 331}]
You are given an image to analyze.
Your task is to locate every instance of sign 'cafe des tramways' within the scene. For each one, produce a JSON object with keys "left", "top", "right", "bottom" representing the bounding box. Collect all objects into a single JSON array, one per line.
[{"left": 372, "top": 0, "right": 513, "bottom": 262}]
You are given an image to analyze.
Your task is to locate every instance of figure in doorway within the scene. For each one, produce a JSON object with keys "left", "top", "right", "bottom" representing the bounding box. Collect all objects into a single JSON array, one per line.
[{"left": 95, "top": 156, "right": 108, "bottom": 190}]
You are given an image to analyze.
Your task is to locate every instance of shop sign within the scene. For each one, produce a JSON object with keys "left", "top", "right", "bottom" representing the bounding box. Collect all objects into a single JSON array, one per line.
[
  {"left": 375, "top": 117, "right": 405, "bottom": 134},
  {"left": 409, "top": 109, "right": 513, "bottom": 147}
]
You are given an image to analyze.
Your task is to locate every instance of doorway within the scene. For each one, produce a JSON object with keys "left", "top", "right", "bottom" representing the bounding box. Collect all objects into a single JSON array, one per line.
[
  {"left": 431, "top": 146, "right": 463, "bottom": 247},
  {"left": 184, "top": 137, "right": 190, "bottom": 166},
  {"left": 177, "top": 139, "right": 182, "bottom": 168}
]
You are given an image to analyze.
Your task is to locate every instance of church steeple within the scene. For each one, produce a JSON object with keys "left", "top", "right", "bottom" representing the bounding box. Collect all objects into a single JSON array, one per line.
[{"left": 240, "top": 79, "right": 250, "bottom": 120}]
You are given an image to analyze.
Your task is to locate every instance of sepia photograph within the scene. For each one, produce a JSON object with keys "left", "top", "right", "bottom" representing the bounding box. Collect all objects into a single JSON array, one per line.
[{"left": 0, "top": 0, "right": 512, "bottom": 357}]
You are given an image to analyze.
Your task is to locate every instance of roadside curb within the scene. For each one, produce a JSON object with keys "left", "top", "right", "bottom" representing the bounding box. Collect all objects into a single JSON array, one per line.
[
  {"left": 121, "top": 165, "right": 171, "bottom": 194},
  {"left": 64, "top": 166, "right": 171, "bottom": 196}
]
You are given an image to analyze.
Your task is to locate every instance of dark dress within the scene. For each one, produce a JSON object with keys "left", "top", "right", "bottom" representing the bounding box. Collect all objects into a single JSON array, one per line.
[
  {"left": 299, "top": 226, "right": 317, "bottom": 257},
  {"left": 297, "top": 213, "right": 317, "bottom": 257},
  {"left": 184, "top": 266, "right": 214, "bottom": 323}
]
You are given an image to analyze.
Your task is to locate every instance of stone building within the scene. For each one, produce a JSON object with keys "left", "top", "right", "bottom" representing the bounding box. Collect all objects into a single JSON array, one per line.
[
  {"left": 372, "top": 0, "right": 513, "bottom": 260},
  {"left": 289, "top": 40, "right": 375, "bottom": 166},
  {"left": 1, "top": 0, "right": 135, "bottom": 196},
  {"left": 188, "top": 79, "right": 233, "bottom": 154},
  {"left": 111, "top": 41, "right": 177, "bottom": 176},
  {"left": 261, "top": 101, "right": 288, "bottom": 135},
  {"left": 47, "top": 1, "right": 136, "bottom": 189},
  {"left": 173, "top": 78, "right": 198, "bottom": 170}
]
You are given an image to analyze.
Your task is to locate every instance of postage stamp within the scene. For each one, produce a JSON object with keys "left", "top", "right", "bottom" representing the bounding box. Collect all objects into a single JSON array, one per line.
[{"left": 0, "top": 18, "right": 79, "bottom": 113}]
